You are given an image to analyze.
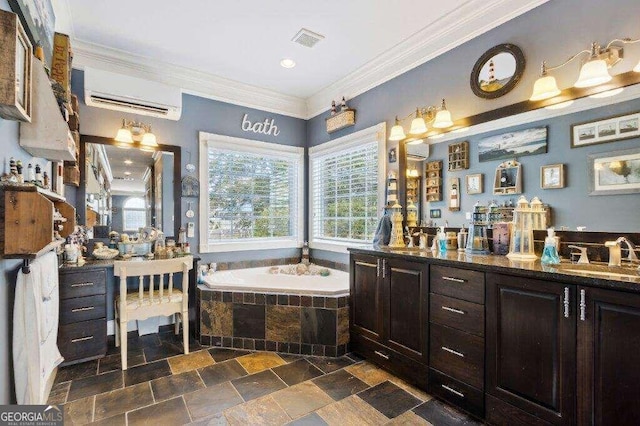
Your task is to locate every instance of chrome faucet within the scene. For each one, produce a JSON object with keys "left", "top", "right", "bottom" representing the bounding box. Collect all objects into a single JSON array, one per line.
[{"left": 605, "top": 237, "right": 638, "bottom": 267}]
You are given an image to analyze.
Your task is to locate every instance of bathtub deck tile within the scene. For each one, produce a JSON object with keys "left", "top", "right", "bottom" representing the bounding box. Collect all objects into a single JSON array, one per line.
[
  {"left": 233, "top": 293, "right": 243, "bottom": 303},
  {"left": 301, "top": 296, "right": 313, "bottom": 307},
  {"left": 289, "top": 295, "right": 301, "bottom": 306},
  {"left": 301, "top": 308, "right": 337, "bottom": 346},
  {"left": 266, "top": 341, "right": 278, "bottom": 351},
  {"left": 301, "top": 344, "right": 312, "bottom": 355},
  {"left": 255, "top": 293, "right": 266, "bottom": 305},
  {"left": 233, "top": 304, "right": 266, "bottom": 339},
  {"left": 325, "top": 298, "right": 338, "bottom": 309},
  {"left": 223, "top": 292, "right": 233, "bottom": 302},
  {"left": 278, "top": 294, "right": 290, "bottom": 305},
  {"left": 211, "top": 291, "right": 223, "bottom": 302},
  {"left": 312, "top": 297, "right": 325, "bottom": 308},
  {"left": 243, "top": 293, "right": 255, "bottom": 304},
  {"left": 255, "top": 340, "right": 266, "bottom": 350},
  {"left": 266, "top": 294, "right": 278, "bottom": 305},
  {"left": 266, "top": 305, "right": 301, "bottom": 343}
]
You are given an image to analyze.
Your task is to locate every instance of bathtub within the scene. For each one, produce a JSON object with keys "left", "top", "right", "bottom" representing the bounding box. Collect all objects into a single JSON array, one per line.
[
  {"left": 202, "top": 265, "right": 349, "bottom": 296},
  {"left": 198, "top": 265, "right": 350, "bottom": 357}
]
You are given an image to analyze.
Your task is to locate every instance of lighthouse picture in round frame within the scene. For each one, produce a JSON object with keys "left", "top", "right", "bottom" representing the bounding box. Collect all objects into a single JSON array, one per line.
[{"left": 470, "top": 44, "right": 525, "bottom": 99}]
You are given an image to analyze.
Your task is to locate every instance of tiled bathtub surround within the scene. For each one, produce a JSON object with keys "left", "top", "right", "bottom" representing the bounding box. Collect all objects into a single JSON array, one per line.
[{"left": 198, "top": 287, "right": 350, "bottom": 357}]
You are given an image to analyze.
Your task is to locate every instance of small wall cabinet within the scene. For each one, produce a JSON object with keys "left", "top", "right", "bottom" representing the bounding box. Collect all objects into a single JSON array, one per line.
[
  {"left": 448, "top": 141, "right": 469, "bottom": 171},
  {"left": 493, "top": 160, "right": 522, "bottom": 195},
  {"left": 0, "top": 185, "right": 75, "bottom": 258},
  {"left": 425, "top": 161, "right": 443, "bottom": 202}
]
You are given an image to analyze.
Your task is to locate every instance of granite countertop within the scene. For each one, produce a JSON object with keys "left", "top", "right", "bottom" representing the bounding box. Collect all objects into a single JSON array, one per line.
[
  {"left": 59, "top": 255, "right": 200, "bottom": 271},
  {"left": 349, "top": 245, "right": 640, "bottom": 293}
]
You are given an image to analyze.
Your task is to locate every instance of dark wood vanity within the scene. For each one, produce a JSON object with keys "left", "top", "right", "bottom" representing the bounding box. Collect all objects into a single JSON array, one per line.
[{"left": 349, "top": 247, "right": 640, "bottom": 425}]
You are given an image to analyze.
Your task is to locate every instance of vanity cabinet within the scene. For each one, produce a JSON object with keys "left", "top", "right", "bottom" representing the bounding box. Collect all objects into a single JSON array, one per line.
[
  {"left": 486, "top": 273, "right": 576, "bottom": 425},
  {"left": 350, "top": 253, "right": 429, "bottom": 387},
  {"left": 577, "top": 287, "right": 640, "bottom": 426},
  {"left": 429, "top": 265, "right": 486, "bottom": 419},
  {"left": 58, "top": 268, "right": 107, "bottom": 366}
]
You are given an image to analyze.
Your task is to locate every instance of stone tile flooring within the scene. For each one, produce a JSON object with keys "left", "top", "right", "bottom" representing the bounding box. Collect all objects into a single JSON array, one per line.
[{"left": 49, "top": 330, "right": 481, "bottom": 425}]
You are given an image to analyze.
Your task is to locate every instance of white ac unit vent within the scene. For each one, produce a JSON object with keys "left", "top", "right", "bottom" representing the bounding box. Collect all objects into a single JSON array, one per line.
[
  {"left": 292, "top": 28, "right": 325, "bottom": 48},
  {"left": 84, "top": 68, "right": 182, "bottom": 120}
]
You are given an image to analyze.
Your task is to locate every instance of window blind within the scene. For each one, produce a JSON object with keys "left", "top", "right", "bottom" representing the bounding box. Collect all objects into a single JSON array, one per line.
[
  {"left": 310, "top": 141, "right": 379, "bottom": 243},
  {"left": 206, "top": 148, "right": 300, "bottom": 243}
]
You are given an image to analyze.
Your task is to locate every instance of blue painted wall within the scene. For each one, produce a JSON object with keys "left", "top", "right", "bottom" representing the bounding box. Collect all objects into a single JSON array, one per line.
[
  {"left": 71, "top": 69, "right": 307, "bottom": 264},
  {"left": 307, "top": 0, "right": 640, "bottom": 264}
]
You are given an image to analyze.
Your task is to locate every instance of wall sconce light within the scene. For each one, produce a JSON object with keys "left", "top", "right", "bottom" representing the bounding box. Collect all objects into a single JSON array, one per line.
[
  {"left": 389, "top": 98, "right": 454, "bottom": 141},
  {"left": 530, "top": 38, "right": 640, "bottom": 101},
  {"left": 115, "top": 119, "right": 159, "bottom": 147}
]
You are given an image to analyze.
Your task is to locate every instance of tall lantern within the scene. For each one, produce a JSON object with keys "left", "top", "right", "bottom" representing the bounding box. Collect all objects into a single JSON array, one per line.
[{"left": 507, "top": 196, "right": 538, "bottom": 260}]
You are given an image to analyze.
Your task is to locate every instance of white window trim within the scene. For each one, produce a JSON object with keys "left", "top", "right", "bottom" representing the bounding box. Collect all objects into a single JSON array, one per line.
[
  {"left": 308, "top": 122, "right": 387, "bottom": 253},
  {"left": 199, "top": 132, "right": 305, "bottom": 253},
  {"left": 122, "top": 197, "right": 147, "bottom": 232}
]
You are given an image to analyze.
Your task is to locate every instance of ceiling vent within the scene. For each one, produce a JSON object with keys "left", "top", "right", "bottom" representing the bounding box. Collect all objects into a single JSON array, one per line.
[{"left": 292, "top": 28, "right": 325, "bottom": 48}]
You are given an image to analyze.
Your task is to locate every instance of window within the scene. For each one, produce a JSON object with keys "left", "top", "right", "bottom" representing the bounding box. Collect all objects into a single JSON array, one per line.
[
  {"left": 123, "top": 197, "right": 147, "bottom": 231},
  {"left": 309, "top": 123, "right": 386, "bottom": 252},
  {"left": 199, "top": 132, "right": 304, "bottom": 252}
]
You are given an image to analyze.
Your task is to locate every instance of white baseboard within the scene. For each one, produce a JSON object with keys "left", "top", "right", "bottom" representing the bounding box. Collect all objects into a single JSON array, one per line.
[{"left": 106, "top": 316, "right": 175, "bottom": 336}]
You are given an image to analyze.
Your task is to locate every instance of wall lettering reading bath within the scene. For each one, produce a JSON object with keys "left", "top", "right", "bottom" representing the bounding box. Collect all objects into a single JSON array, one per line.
[{"left": 241, "top": 113, "right": 280, "bottom": 136}]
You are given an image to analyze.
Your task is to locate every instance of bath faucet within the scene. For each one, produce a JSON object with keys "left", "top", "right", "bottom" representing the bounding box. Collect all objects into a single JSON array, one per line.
[
  {"left": 568, "top": 245, "right": 590, "bottom": 264},
  {"left": 606, "top": 237, "right": 639, "bottom": 267}
]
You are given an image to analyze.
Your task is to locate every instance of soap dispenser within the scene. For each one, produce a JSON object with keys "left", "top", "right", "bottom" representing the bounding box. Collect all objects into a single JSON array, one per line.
[
  {"left": 541, "top": 228, "right": 561, "bottom": 265},
  {"left": 438, "top": 226, "right": 448, "bottom": 252}
]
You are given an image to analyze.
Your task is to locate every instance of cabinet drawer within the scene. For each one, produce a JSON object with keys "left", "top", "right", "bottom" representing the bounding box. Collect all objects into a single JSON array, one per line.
[
  {"left": 59, "top": 269, "right": 106, "bottom": 299},
  {"left": 429, "top": 368, "right": 484, "bottom": 420},
  {"left": 430, "top": 293, "right": 484, "bottom": 337},
  {"left": 58, "top": 319, "right": 107, "bottom": 364},
  {"left": 59, "top": 294, "right": 106, "bottom": 325},
  {"left": 431, "top": 265, "right": 484, "bottom": 304},
  {"left": 350, "top": 333, "right": 428, "bottom": 390},
  {"left": 430, "top": 323, "right": 484, "bottom": 389}
]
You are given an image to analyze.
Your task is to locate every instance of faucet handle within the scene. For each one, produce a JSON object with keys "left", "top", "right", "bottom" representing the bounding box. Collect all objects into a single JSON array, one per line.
[{"left": 568, "top": 245, "right": 590, "bottom": 264}]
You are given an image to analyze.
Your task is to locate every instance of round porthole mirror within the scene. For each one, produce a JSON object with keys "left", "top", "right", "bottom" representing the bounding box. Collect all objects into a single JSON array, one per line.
[{"left": 470, "top": 43, "right": 525, "bottom": 99}]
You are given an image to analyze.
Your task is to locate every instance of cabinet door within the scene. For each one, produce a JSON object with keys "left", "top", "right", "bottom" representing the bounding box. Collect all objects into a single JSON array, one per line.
[
  {"left": 486, "top": 274, "right": 576, "bottom": 425},
  {"left": 383, "top": 258, "right": 429, "bottom": 362},
  {"left": 350, "top": 254, "right": 383, "bottom": 341},
  {"left": 578, "top": 287, "right": 640, "bottom": 426}
]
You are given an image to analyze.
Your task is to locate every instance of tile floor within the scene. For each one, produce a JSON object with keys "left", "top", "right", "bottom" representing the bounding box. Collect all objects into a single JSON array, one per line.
[{"left": 49, "top": 330, "right": 481, "bottom": 425}]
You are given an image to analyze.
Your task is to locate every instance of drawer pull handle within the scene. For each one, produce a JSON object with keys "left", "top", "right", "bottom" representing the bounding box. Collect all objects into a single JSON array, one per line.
[
  {"left": 441, "top": 384, "right": 465, "bottom": 398},
  {"left": 442, "top": 276, "right": 466, "bottom": 283},
  {"left": 374, "top": 350, "right": 390, "bottom": 360},
  {"left": 579, "top": 289, "right": 587, "bottom": 321},
  {"left": 441, "top": 346, "right": 465, "bottom": 357},
  {"left": 71, "top": 336, "right": 94, "bottom": 343},
  {"left": 71, "top": 306, "right": 95, "bottom": 313},
  {"left": 563, "top": 287, "right": 570, "bottom": 318},
  {"left": 442, "top": 306, "right": 465, "bottom": 315},
  {"left": 71, "top": 282, "right": 94, "bottom": 288}
]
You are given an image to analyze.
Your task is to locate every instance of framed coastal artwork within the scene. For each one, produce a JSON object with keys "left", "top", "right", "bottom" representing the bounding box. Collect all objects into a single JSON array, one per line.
[
  {"left": 540, "top": 164, "right": 565, "bottom": 189},
  {"left": 588, "top": 148, "right": 640, "bottom": 196},
  {"left": 9, "top": 0, "right": 55, "bottom": 67},
  {"left": 478, "top": 126, "right": 548, "bottom": 162},
  {"left": 571, "top": 111, "right": 640, "bottom": 148},
  {"left": 465, "top": 173, "right": 484, "bottom": 194}
]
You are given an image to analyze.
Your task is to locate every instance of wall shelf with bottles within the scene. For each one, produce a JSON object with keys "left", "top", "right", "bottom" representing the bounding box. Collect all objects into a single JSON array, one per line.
[{"left": 0, "top": 184, "right": 75, "bottom": 258}]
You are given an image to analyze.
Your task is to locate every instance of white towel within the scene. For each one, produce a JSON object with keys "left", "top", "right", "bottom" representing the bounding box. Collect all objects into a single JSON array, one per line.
[{"left": 13, "top": 252, "right": 64, "bottom": 404}]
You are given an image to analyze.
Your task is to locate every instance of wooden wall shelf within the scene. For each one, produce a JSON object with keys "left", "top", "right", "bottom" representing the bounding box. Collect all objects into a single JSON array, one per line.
[
  {"left": 448, "top": 141, "right": 469, "bottom": 171},
  {"left": 425, "top": 161, "right": 443, "bottom": 202},
  {"left": 0, "top": 184, "right": 74, "bottom": 258}
]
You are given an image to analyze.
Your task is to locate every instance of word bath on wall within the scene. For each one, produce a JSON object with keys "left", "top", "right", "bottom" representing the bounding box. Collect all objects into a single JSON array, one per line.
[{"left": 241, "top": 113, "right": 280, "bottom": 136}]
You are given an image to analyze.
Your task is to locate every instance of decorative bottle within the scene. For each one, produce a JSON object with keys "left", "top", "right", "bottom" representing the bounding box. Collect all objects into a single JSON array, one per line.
[{"left": 541, "top": 228, "right": 561, "bottom": 265}]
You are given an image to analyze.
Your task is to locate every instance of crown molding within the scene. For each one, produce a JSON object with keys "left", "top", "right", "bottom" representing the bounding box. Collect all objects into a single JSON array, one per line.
[
  {"left": 72, "top": 39, "right": 308, "bottom": 119},
  {"left": 305, "top": 0, "right": 551, "bottom": 119}
]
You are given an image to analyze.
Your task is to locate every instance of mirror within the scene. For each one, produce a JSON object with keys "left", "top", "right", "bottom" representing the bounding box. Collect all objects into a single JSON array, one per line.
[{"left": 78, "top": 135, "right": 182, "bottom": 238}]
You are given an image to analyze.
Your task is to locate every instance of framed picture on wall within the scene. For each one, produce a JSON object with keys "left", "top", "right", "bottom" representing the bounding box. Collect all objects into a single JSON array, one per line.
[
  {"left": 388, "top": 147, "right": 397, "bottom": 163},
  {"left": 465, "top": 173, "right": 484, "bottom": 194},
  {"left": 8, "top": 0, "right": 55, "bottom": 67},
  {"left": 540, "top": 164, "right": 565, "bottom": 189},
  {"left": 588, "top": 148, "right": 640, "bottom": 195},
  {"left": 430, "top": 209, "right": 441, "bottom": 219},
  {"left": 571, "top": 111, "right": 640, "bottom": 148}
]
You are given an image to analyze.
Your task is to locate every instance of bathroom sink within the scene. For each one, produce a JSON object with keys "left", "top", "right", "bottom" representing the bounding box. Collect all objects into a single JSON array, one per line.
[{"left": 557, "top": 263, "right": 639, "bottom": 280}]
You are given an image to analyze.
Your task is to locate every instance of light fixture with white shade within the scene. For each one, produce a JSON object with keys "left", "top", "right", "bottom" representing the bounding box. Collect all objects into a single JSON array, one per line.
[
  {"left": 389, "top": 116, "right": 407, "bottom": 141},
  {"left": 530, "top": 38, "right": 640, "bottom": 101},
  {"left": 634, "top": 60, "right": 640, "bottom": 73},
  {"left": 389, "top": 98, "right": 454, "bottom": 140},
  {"left": 115, "top": 119, "right": 159, "bottom": 147}
]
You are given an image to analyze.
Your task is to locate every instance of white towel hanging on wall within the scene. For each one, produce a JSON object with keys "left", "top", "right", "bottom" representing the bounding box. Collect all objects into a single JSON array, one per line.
[{"left": 13, "top": 252, "right": 64, "bottom": 404}]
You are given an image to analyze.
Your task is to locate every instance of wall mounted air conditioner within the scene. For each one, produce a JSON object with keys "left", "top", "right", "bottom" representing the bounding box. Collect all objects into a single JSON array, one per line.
[{"left": 84, "top": 68, "right": 182, "bottom": 120}]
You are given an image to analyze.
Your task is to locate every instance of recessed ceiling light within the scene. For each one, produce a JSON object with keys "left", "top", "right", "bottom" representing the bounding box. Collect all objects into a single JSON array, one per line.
[
  {"left": 124, "top": 159, "right": 133, "bottom": 165},
  {"left": 124, "top": 171, "right": 132, "bottom": 176},
  {"left": 280, "top": 58, "right": 296, "bottom": 69}
]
